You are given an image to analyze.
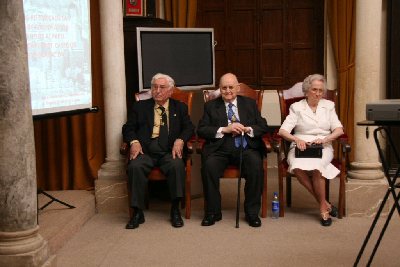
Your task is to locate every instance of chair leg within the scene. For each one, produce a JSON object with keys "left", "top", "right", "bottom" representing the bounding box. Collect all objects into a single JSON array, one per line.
[
  {"left": 184, "top": 159, "right": 191, "bottom": 219},
  {"left": 261, "top": 159, "right": 268, "bottom": 218},
  {"left": 325, "top": 179, "right": 330, "bottom": 203},
  {"left": 286, "top": 175, "right": 292, "bottom": 207},
  {"left": 278, "top": 167, "right": 285, "bottom": 217},
  {"left": 338, "top": 172, "right": 345, "bottom": 218}
]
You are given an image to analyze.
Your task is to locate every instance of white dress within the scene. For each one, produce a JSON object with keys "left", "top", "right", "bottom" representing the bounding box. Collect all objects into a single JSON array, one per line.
[{"left": 280, "top": 99, "right": 343, "bottom": 179}]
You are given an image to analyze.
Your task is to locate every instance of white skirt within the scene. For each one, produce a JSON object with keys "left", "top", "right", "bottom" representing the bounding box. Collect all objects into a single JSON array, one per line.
[{"left": 287, "top": 144, "right": 340, "bottom": 180}]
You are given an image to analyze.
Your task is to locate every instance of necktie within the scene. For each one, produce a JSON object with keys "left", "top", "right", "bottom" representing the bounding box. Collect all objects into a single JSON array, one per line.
[
  {"left": 227, "top": 103, "right": 247, "bottom": 148},
  {"left": 158, "top": 106, "right": 168, "bottom": 151}
]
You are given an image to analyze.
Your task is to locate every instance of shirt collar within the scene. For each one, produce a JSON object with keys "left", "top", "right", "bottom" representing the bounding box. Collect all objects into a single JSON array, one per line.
[
  {"left": 224, "top": 98, "right": 238, "bottom": 108},
  {"left": 154, "top": 99, "right": 169, "bottom": 110}
]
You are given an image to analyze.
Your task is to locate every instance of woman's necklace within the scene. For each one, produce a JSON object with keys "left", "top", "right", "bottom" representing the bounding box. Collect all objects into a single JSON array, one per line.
[{"left": 306, "top": 99, "right": 318, "bottom": 114}]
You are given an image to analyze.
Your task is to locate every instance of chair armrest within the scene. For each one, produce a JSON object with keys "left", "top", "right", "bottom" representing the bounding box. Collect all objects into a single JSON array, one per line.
[
  {"left": 262, "top": 133, "right": 272, "bottom": 153},
  {"left": 196, "top": 138, "right": 205, "bottom": 154},
  {"left": 338, "top": 133, "right": 351, "bottom": 153},
  {"left": 271, "top": 130, "right": 283, "bottom": 153},
  {"left": 186, "top": 135, "right": 196, "bottom": 154},
  {"left": 120, "top": 142, "right": 128, "bottom": 155}
]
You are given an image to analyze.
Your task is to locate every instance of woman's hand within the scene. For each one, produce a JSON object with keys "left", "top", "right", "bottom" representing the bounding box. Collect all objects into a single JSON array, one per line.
[
  {"left": 311, "top": 138, "right": 325, "bottom": 144},
  {"left": 278, "top": 129, "right": 307, "bottom": 150},
  {"left": 294, "top": 138, "right": 307, "bottom": 151}
]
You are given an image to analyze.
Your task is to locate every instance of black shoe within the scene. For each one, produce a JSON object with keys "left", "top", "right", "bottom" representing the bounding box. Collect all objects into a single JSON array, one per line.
[
  {"left": 245, "top": 214, "right": 262, "bottom": 227},
  {"left": 320, "top": 212, "right": 332, "bottom": 227},
  {"left": 126, "top": 210, "right": 145, "bottom": 229},
  {"left": 201, "top": 213, "right": 222, "bottom": 226},
  {"left": 328, "top": 204, "right": 338, "bottom": 218},
  {"left": 170, "top": 207, "right": 184, "bottom": 228}
]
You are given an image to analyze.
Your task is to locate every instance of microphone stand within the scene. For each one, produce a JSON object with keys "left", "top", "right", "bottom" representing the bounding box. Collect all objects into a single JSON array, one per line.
[{"left": 236, "top": 131, "right": 245, "bottom": 228}]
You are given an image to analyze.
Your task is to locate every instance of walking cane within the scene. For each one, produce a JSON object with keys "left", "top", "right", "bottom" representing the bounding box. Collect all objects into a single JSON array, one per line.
[{"left": 236, "top": 131, "right": 245, "bottom": 228}]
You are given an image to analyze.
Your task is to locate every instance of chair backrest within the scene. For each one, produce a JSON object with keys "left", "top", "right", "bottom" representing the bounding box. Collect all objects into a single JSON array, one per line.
[
  {"left": 134, "top": 87, "right": 193, "bottom": 115},
  {"left": 203, "top": 83, "right": 263, "bottom": 112},
  {"left": 277, "top": 88, "right": 338, "bottom": 124}
]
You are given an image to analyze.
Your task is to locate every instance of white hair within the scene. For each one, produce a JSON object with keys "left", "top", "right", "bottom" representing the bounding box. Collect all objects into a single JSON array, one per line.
[
  {"left": 151, "top": 73, "right": 175, "bottom": 88},
  {"left": 302, "top": 74, "right": 326, "bottom": 94}
]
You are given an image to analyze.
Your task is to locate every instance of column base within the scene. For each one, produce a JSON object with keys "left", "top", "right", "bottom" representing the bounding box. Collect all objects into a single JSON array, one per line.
[
  {"left": 95, "top": 159, "right": 128, "bottom": 214},
  {"left": 346, "top": 161, "right": 389, "bottom": 217},
  {"left": 348, "top": 161, "right": 384, "bottom": 180},
  {"left": 0, "top": 226, "right": 53, "bottom": 267},
  {"left": 346, "top": 179, "right": 390, "bottom": 217}
]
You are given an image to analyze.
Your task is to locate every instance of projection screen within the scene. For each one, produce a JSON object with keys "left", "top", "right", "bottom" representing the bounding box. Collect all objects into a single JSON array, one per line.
[{"left": 23, "top": 0, "right": 92, "bottom": 117}]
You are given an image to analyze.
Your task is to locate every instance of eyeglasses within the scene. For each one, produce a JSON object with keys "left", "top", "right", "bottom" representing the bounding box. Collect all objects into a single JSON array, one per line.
[
  {"left": 310, "top": 88, "right": 324, "bottom": 94},
  {"left": 151, "top": 84, "right": 169, "bottom": 90},
  {"left": 220, "top": 84, "right": 238, "bottom": 91}
]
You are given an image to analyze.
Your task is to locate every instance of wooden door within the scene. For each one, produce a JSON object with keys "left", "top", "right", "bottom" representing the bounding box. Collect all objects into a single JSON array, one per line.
[{"left": 197, "top": 0, "right": 324, "bottom": 89}]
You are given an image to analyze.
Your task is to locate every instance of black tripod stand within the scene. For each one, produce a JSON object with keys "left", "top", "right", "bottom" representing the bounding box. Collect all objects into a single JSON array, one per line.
[
  {"left": 37, "top": 188, "right": 75, "bottom": 210},
  {"left": 37, "top": 189, "right": 75, "bottom": 224}
]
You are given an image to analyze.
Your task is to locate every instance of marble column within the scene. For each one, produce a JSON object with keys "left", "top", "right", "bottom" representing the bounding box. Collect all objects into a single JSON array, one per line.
[
  {"left": 95, "top": 0, "right": 129, "bottom": 213},
  {"left": 346, "top": 0, "right": 388, "bottom": 217},
  {"left": 0, "top": 1, "right": 52, "bottom": 266}
]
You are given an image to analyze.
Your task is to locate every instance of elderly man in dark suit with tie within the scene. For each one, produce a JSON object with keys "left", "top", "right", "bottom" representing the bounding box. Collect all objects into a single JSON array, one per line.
[
  {"left": 122, "top": 73, "right": 195, "bottom": 229},
  {"left": 197, "top": 73, "right": 269, "bottom": 227}
]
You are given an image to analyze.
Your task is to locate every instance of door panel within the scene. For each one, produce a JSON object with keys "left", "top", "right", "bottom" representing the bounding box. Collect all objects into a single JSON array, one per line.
[{"left": 197, "top": 0, "right": 324, "bottom": 88}]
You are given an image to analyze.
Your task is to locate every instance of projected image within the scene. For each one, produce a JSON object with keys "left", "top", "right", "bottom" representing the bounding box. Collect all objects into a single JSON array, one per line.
[{"left": 23, "top": 0, "right": 92, "bottom": 116}]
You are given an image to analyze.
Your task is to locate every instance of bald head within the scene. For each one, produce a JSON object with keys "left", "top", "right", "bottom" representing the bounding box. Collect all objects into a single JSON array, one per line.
[{"left": 219, "top": 73, "right": 240, "bottom": 103}]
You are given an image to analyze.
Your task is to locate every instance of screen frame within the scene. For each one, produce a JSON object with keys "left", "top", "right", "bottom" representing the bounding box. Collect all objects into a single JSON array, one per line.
[
  {"left": 136, "top": 27, "right": 215, "bottom": 91},
  {"left": 23, "top": 0, "right": 93, "bottom": 118}
]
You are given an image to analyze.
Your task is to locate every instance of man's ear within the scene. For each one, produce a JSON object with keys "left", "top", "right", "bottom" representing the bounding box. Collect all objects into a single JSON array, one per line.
[
  {"left": 236, "top": 83, "right": 241, "bottom": 92},
  {"left": 168, "top": 87, "right": 174, "bottom": 97}
]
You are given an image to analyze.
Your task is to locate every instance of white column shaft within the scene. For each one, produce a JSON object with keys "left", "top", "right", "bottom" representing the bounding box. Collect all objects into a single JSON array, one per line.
[{"left": 99, "top": 0, "right": 127, "bottom": 163}]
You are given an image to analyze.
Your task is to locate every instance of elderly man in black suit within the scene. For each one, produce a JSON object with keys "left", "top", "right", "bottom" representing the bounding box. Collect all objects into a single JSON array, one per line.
[
  {"left": 122, "top": 73, "right": 195, "bottom": 229},
  {"left": 197, "top": 73, "right": 269, "bottom": 227}
]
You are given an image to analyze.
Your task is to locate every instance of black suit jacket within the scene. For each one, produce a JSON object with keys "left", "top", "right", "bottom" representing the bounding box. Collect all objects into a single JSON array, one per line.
[
  {"left": 197, "top": 95, "right": 269, "bottom": 158},
  {"left": 122, "top": 98, "right": 195, "bottom": 154}
]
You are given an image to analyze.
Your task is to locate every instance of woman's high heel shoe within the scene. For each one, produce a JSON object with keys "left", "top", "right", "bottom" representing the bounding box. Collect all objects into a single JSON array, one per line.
[{"left": 320, "top": 211, "right": 332, "bottom": 227}]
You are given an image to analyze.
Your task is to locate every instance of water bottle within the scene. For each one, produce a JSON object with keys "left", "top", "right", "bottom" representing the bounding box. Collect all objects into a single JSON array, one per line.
[{"left": 272, "top": 192, "right": 279, "bottom": 219}]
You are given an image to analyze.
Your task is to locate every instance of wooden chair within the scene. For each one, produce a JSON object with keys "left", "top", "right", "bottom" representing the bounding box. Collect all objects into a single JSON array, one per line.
[
  {"left": 120, "top": 87, "right": 195, "bottom": 219},
  {"left": 273, "top": 88, "right": 351, "bottom": 218},
  {"left": 196, "top": 83, "right": 272, "bottom": 218}
]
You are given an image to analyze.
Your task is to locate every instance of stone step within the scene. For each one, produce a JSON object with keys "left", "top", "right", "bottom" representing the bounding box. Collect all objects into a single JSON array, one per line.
[{"left": 38, "top": 190, "right": 96, "bottom": 254}]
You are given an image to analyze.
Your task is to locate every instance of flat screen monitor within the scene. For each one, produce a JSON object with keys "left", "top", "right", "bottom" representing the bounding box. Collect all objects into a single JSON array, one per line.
[{"left": 137, "top": 27, "right": 215, "bottom": 91}]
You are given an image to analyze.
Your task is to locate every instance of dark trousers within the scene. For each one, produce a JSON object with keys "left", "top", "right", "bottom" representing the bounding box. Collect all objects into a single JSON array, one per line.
[
  {"left": 127, "top": 139, "right": 185, "bottom": 210},
  {"left": 201, "top": 136, "right": 264, "bottom": 215}
]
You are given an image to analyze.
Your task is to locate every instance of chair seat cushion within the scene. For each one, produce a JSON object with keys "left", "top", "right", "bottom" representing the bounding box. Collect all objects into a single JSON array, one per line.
[{"left": 148, "top": 167, "right": 166, "bottom": 180}]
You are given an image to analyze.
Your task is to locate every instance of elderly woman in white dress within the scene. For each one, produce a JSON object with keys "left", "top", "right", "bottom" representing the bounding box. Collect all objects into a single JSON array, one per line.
[{"left": 278, "top": 74, "right": 344, "bottom": 226}]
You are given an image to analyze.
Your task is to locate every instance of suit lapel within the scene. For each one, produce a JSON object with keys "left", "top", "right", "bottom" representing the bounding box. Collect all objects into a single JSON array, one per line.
[
  {"left": 215, "top": 98, "right": 228, "bottom": 125},
  {"left": 146, "top": 99, "right": 155, "bottom": 132},
  {"left": 236, "top": 96, "right": 248, "bottom": 123},
  {"left": 168, "top": 99, "right": 177, "bottom": 138}
]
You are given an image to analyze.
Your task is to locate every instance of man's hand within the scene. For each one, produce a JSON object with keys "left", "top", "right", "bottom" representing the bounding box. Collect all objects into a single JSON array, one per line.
[
  {"left": 129, "top": 142, "right": 143, "bottom": 160},
  {"left": 223, "top": 122, "right": 249, "bottom": 136},
  {"left": 172, "top": 139, "right": 184, "bottom": 159}
]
